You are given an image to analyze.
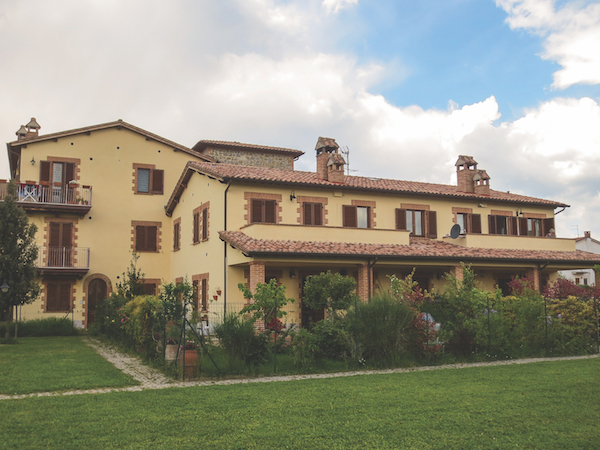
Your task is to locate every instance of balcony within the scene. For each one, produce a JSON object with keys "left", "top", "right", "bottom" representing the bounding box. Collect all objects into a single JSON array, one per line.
[
  {"left": 0, "top": 181, "right": 92, "bottom": 216},
  {"left": 443, "top": 233, "right": 576, "bottom": 252},
  {"left": 37, "top": 246, "right": 90, "bottom": 277}
]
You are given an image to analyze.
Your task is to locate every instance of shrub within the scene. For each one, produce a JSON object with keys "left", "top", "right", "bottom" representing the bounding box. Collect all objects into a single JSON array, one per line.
[
  {"left": 289, "top": 328, "right": 318, "bottom": 369},
  {"left": 346, "top": 292, "right": 416, "bottom": 359},
  {"left": 121, "top": 295, "right": 161, "bottom": 353},
  {"left": 89, "top": 294, "right": 129, "bottom": 342},
  {"left": 312, "top": 319, "right": 351, "bottom": 360},
  {"left": 214, "top": 314, "right": 268, "bottom": 368}
]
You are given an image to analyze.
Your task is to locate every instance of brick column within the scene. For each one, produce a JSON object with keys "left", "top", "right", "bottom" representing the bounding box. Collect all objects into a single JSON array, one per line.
[
  {"left": 357, "top": 264, "right": 370, "bottom": 302},
  {"left": 454, "top": 265, "right": 464, "bottom": 283},
  {"left": 526, "top": 267, "right": 540, "bottom": 291},
  {"left": 248, "top": 261, "right": 265, "bottom": 295}
]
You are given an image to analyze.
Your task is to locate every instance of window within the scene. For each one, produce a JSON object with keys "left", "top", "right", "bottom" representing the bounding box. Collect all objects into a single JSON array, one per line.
[
  {"left": 192, "top": 274, "right": 209, "bottom": 311},
  {"left": 396, "top": 209, "right": 437, "bottom": 238},
  {"left": 46, "top": 280, "right": 73, "bottom": 312},
  {"left": 193, "top": 204, "right": 209, "bottom": 243},
  {"left": 133, "top": 164, "right": 163, "bottom": 195},
  {"left": 489, "top": 215, "right": 517, "bottom": 235},
  {"left": 40, "top": 160, "right": 76, "bottom": 185},
  {"left": 48, "top": 221, "right": 73, "bottom": 267},
  {"left": 343, "top": 205, "right": 370, "bottom": 228},
  {"left": 140, "top": 279, "right": 159, "bottom": 295},
  {"left": 456, "top": 213, "right": 482, "bottom": 234},
  {"left": 251, "top": 199, "right": 276, "bottom": 224},
  {"left": 303, "top": 202, "right": 323, "bottom": 226},
  {"left": 173, "top": 220, "right": 181, "bottom": 251},
  {"left": 517, "top": 217, "right": 555, "bottom": 237},
  {"left": 527, "top": 218, "right": 541, "bottom": 236},
  {"left": 135, "top": 225, "right": 158, "bottom": 252}
]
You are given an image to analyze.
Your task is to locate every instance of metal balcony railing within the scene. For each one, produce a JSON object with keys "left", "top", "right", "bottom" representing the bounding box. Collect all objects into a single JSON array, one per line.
[
  {"left": 38, "top": 246, "right": 90, "bottom": 269},
  {"left": 12, "top": 183, "right": 93, "bottom": 206}
]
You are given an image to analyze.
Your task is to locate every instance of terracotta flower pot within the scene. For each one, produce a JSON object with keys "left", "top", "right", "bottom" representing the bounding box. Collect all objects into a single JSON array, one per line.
[{"left": 179, "top": 349, "right": 199, "bottom": 378}]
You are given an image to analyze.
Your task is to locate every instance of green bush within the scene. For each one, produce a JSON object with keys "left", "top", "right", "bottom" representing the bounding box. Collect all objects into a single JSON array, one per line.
[
  {"left": 311, "top": 319, "right": 350, "bottom": 360},
  {"left": 346, "top": 292, "right": 416, "bottom": 360},
  {"left": 289, "top": 328, "right": 318, "bottom": 370},
  {"left": 0, "top": 317, "right": 78, "bottom": 337},
  {"left": 214, "top": 314, "right": 268, "bottom": 368},
  {"left": 121, "top": 295, "right": 161, "bottom": 355},
  {"left": 88, "top": 294, "right": 129, "bottom": 343}
]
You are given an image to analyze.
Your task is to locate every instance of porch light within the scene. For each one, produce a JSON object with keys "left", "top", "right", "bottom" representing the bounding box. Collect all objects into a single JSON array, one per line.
[
  {"left": 30, "top": 156, "right": 35, "bottom": 165},
  {"left": 289, "top": 269, "right": 296, "bottom": 278},
  {"left": 290, "top": 190, "right": 296, "bottom": 201},
  {"left": 1, "top": 282, "right": 8, "bottom": 293}
]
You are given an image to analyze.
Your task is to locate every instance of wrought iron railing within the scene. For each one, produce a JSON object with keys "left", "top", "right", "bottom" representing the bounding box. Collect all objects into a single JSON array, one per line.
[
  {"left": 38, "top": 246, "right": 90, "bottom": 269},
  {"left": 0, "top": 182, "right": 93, "bottom": 206}
]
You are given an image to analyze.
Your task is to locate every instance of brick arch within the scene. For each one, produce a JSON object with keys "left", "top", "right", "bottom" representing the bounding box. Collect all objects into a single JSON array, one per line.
[{"left": 82, "top": 273, "right": 113, "bottom": 328}]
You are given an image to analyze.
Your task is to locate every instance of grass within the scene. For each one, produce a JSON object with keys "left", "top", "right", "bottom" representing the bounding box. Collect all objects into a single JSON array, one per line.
[
  {"left": 0, "top": 357, "right": 598, "bottom": 449},
  {"left": 0, "top": 336, "right": 138, "bottom": 395}
]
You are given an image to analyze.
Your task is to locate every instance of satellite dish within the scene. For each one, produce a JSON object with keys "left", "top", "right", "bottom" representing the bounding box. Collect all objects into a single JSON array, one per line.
[{"left": 450, "top": 224, "right": 461, "bottom": 239}]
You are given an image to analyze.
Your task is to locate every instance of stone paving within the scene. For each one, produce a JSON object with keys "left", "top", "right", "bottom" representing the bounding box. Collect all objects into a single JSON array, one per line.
[{"left": 1, "top": 337, "right": 598, "bottom": 401}]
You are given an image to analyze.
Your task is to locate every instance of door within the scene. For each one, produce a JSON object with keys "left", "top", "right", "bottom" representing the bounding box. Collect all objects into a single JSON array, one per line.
[
  {"left": 48, "top": 222, "right": 73, "bottom": 267},
  {"left": 87, "top": 278, "right": 107, "bottom": 325}
]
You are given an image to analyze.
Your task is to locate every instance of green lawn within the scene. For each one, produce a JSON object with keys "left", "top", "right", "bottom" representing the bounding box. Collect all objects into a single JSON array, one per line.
[
  {"left": 0, "top": 336, "right": 138, "bottom": 395},
  {"left": 1, "top": 358, "right": 598, "bottom": 449}
]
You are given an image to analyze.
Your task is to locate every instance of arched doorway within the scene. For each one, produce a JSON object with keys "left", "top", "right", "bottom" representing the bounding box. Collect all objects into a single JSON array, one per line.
[{"left": 87, "top": 278, "right": 107, "bottom": 326}]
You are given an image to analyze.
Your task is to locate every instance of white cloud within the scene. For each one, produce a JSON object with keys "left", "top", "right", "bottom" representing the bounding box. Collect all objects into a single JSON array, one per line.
[
  {"left": 497, "top": 0, "right": 600, "bottom": 88},
  {"left": 322, "top": 0, "right": 358, "bottom": 14}
]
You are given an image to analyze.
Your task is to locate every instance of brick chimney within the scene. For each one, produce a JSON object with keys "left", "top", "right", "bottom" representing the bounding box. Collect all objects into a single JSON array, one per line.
[
  {"left": 16, "top": 118, "right": 40, "bottom": 141},
  {"left": 473, "top": 170, "right": 490, "bottom": 196},
  {"left": 316, "top": 137, "right": 344, "bottom": 181},
  {"left": 584, "top": 231, "right": 591, "bottom": 238},
  {"left": 455, "top": 155, "right": 477, "bottom": 193}
]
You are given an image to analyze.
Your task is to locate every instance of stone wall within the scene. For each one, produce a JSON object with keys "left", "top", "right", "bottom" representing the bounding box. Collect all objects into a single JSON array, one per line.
[{"left": 207, "top": 147, "right": 294, "bottom": 170}]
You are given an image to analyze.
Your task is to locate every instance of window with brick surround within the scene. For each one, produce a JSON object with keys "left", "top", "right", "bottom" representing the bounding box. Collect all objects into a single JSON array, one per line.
[
  {"left": 303, "top": 202, "right": 323, "bottom": 226},
  {"left": 45, "top": 280, "right": 73, "bottom": 312},
  {"left": 488, "top": 214, "right": 519, "bottom": 236},
  {"left": 343, "top": 205, "right": 370, "bottom": 228},
  {"left": 396, "top": 208, "right": 437, "bottom": 238},
  {"left": 132, "top": 221, "right": 161, "bottom": 252},
  {"left": 192, "top": 204, "right": 209, "bottom": 244},
  {"left": 133, "top": 164, "right": 163, "bottom": 195},
  {"left": 40, "top": 160, "right": 76, "bottom": 185},
  {"left": 192, "top": 274, "right": 209, "bottom": 311},
  {"left": 456, "top": 213, "right": 482, "bottom": 234},
  {"left": 251, "top": 199, "right": 276, "bottom": 224}
]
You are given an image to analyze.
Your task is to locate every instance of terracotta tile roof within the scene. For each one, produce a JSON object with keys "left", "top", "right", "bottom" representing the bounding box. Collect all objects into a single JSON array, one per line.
[
  {"left": 187, "top": 161, "right": 567, "bottom": 207},
  {"left": 219, "top": 231, "right": 600, "bottom": 265},
  {"left": 8, "top": 120, "right": 214, "bottom": 162},
  {"left": 192, "top": 140, "right": 304, "bottom": 157}
]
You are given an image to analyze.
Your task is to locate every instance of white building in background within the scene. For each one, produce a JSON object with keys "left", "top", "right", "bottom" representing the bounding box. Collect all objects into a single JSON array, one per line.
[{"left": 560, "top": 232, "right": 600, "bottom": 286}]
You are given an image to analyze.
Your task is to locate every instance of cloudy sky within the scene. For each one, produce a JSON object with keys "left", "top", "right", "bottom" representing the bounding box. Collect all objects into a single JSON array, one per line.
[{"left": 1, "top": 0, "right": 599, "bottom": 238}]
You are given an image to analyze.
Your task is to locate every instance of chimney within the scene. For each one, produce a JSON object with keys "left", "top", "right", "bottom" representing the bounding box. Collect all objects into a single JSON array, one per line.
[
  {"left": 584, "top": 231, "right": 591, "bottom": 238},
  {"left": 455, "top": 155, "right": 477, "bottom": 193},
  {"left": 315, "top": 137, "right": 342, "bottom": 181},
  {"left": 327, "top": 152, "right": 346, "bottom": 183},
  {"left": 19, "top": 118, "right": 41, "bottom": 140},
  {"left": 473, "top": 170, "right": 490, "bottom": 196}
]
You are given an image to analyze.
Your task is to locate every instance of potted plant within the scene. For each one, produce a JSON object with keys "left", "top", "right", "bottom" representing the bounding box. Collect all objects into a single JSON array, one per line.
[{"left": 178, "top": 339, "right": 199, "bottom": 378}]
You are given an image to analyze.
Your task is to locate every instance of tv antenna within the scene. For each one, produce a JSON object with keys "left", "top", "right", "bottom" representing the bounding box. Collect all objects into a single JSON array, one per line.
[{"left": 341, "top": 146, "right": 350, "bottom": 175}]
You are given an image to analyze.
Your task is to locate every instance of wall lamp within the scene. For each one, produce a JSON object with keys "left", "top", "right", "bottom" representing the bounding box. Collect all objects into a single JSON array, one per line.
[
  {"left": 289, "top": 269, "right": 296, "bottom": 278},
  {"left": 30, "top": 156, "right": 35, "bottom": 165},
  {"left": 290, "top": 190, "right": 296, "bottom": 201},
  {"left": 1, "top": 281, "right": 9, "bottom": 293}
]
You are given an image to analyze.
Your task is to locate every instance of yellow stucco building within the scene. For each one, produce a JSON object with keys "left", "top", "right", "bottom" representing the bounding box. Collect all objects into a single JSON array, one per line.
[{"left": 3, "top": 119, "right": 600, "bottom": 328}]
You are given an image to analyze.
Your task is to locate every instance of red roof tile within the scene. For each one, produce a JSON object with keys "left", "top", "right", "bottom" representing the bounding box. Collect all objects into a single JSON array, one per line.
[
  {"left": 188, "top": 161, "right": 567, "bottom": 207},
  {"left": 219, "top": 231, "right": 600, "bottom": 265}
]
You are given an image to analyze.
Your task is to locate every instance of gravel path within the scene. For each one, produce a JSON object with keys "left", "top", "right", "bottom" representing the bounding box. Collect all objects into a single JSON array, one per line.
[{"left": 1, "top": 337, "right": 598, "bottom": 401}]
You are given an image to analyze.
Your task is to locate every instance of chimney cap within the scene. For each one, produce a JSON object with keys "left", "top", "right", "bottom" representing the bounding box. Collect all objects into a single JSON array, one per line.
[
  {"left": 455, "top": 155, "right": 477, "bottom": 167},
  {"left": 473, "top": 170, "right": 490, "bottom": 181},
  {"left": 26, "top": 117, "right": 41, "bottom": 129},
  {"left": 16, "top": 125, "right": 28, "bottom": 136},
  {"left": 327, "top": 153, "right": 346, "bottom": 167},
  {"left": 315, "top": 136, "right": 339, "bottom": 152}
]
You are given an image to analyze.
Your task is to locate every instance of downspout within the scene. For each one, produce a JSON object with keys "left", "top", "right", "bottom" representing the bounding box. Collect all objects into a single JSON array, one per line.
[
  {"left": 367, "top": 257, "right": 378, "bottom": 301},
  {"left": 223, "top": 181, "right": 232, "bottom": 315}
]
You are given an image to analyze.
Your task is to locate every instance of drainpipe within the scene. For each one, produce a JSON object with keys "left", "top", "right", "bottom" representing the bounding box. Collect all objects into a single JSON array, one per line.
[
  {"left": 223, "top": 181, "right": 232, "bottom": 315},
  {"left": 367, "top": 257, "right": 378, "bottom": 301}
]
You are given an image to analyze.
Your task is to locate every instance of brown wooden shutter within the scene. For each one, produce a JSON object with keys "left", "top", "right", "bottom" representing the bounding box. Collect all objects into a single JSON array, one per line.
[
  {"left": 251, "top": 199, "right": 263, "bottom": 223},
  {"left": 314, "top": 204, "right": 323, "bottom": 226},
  {"left": 509, "top": 217, "right": 518, "bottom": 236},
  {"left": 264, "top": 200, "right": 276, "bottom": 223},
  {"left": 470, "top": 214, "right": 482, "bottom": 234},
  {"left": 343, "top": 205, "right": 357, "bottom": 227},
  {"left": 59, "top": 283, "right": 71, "bottom": 311},
  {"left": 303, "top": 203, "right": 312, "bottom": 225},
  {"left": 40, "top": 161, "right": 51, "bottom": 183},
  {"left": 518, "top": 217, "right": 528, "bottom": 236},
  {"left": 542, "top": 218, "right": 555, "bottom": 236},
  {"left": 147, "top": 226, "right": 157, "bottom": 251},
  {"left": 62, "top": 223, "right": 73, "bottom": 248},
  {"left": 396, "top": 208, "right": 407, "bottom": 230},
  {"left": 192, "top": 280, "right": 199, "bottom": 309},
  {"left": 46, "top": 283, "right": 58, "bottom": 311},
  {"left": 202, "top": 210, "right": 208, "bottom": 240},
  {"left": 193, "top": 212, "right": 199, "bottom": 243},
  {"left": 151, "top": 169, "right": 164, "bottom": 194},
  {"left": 426, "top": 211, "right": 437, "bottom": 239},
  {"left": 49, "top": 222, "right": 61, "bottom": 247},
  {"left": 65, "top": 163, "right": 75, "bottom": 183},
  {"left": 136, "top": 226, "right": 146, "bottom": 251},
  {"left": 488, "top": 215, "right": 497, "bottom": 234},
  {"left": 201, "top": 279, "right": 207, "bottom": 310},
  {"left": 173, "top": 222, "right": 180, "bottom": 250}
]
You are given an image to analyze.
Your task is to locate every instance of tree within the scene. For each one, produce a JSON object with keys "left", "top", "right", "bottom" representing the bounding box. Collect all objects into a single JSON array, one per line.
[
  {"left": 303, "top": 271, "right": 359, "bottom": 321},
  {"left": 116, "top": 252, "right": 145, "bottom": 300},
  {"left": 0, "top": 180, "right": 40, "bottom": 339},
  {"left": 238, "top": 278, "right": 295, "bottom": 330}
]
